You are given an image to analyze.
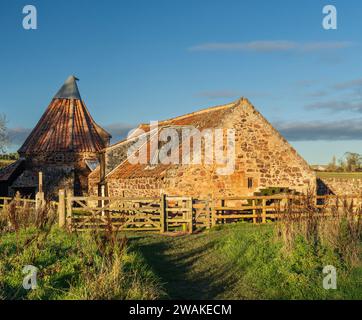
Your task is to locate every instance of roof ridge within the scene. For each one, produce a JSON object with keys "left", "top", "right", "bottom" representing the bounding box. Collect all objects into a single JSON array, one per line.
[
  {"left": 105, "top": 97, "right": 249, "bottom": 150},
  {"left": 137, "top": 98, "right": 246, "bottom": 127}
]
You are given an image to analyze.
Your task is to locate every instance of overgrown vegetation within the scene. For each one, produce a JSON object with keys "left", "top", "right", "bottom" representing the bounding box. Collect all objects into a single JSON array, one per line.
[
  {"left": 234, "top": 195, "right": 362, "bottom": 299},
  {"left": 0, "top": 202, "right": 164, "bottom": 300},
  {"left": 0, "top": 193, "right": 361, "bottom": 300},
  {"left": 133, "top": 196, "right": 362, "bottom": 299}
]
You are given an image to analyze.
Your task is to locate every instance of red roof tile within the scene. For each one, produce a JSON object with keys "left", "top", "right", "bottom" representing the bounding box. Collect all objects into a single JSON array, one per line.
[{"left": 18, "top": 76, "right": 111, "bottom": 155}]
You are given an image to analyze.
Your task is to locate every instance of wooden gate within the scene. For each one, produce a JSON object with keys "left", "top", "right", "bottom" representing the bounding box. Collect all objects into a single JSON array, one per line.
[
  {"left": 64, "top": 195, "right": 162, "bottom": 232},
  {"left": 193, "top": 198, "right": 212, "bottom": 229},
  {"left": 165, "top": 196, "right": 193, "bottom": 233},
  {"left": 59, "top": 191, "right": 219, "bottom": 233}
]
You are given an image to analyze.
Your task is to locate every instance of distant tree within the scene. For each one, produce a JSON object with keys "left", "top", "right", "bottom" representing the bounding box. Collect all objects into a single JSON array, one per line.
[
  {"left": 344, "top": 152, "right": 362, "bottom": 172},
  {"left": 0, "top": 152, "right": 19, "bottom": 160},
  {"left": 327, "top": 155, "right": 337, "bottom": 171},
  {"left": 0, "top": 114, "right": 8, "bottom": 153}
]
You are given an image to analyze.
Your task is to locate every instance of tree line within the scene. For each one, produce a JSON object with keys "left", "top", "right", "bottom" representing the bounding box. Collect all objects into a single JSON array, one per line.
[{"left": 326, "top": 152, "right": 362, "bottom": 172}]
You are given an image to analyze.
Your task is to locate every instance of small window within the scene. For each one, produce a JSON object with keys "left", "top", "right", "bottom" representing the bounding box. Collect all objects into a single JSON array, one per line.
[{"left": 247, "top": 177, "right": 253, "bottom": 189}]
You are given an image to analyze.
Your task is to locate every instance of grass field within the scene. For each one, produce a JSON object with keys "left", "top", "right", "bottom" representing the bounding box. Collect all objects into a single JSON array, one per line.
[
  {"left": 316, "top": 171, "right": 362, "bottom": 179},
  {"left": 0, "top": 227, "right": 164, "bottom": 299},
  {"left": 130, "top": 223, "right": 362, "bottom": 299},
  {"left": 1, "top": 222, "right": 361, "bottom": 299},
  {"left": 0, "top": 160, "right": 14, "bottom": 169}
]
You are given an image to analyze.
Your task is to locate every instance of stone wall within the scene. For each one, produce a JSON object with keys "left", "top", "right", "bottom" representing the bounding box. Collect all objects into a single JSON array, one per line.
[
  {"left": 107, "top": 177, "right": 162, "bottom": 197},
  {"left": 9, "top": 151, "right": 99, "bottom": 198},
  {"left": 92, "top": 99, "right": 316, "bottom": 198},
  {"left": 317, "top": 177, "right": 362, "bottom": 196},
  {"left": 224, "top": 100, "right": 316, "bottom": 195}
]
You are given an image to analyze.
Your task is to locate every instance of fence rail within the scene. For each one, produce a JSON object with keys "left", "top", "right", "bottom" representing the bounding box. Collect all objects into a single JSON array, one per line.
[
  {"left": 0, "top": 196, "right": 36, "bottom": 211},
  {"left": 3, "top": 192, "right": 362, "bottom": 234},
  {"left": 212, "top": 195, "right": 362, "bottom": 225},
  {"left": 58, "top": 192, "right": 362, "bottom": 233}
]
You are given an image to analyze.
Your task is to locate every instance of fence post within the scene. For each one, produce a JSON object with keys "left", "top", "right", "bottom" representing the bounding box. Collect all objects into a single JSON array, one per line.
[
  {"left": 188, "top": 197, "right": 193, "bottom": 234},
  {"left": 101, "top": 184, "right": 105, "bottom": 216},
  {"left": 221, "top": 199, "right": 225, "bottom": 224},
  {"left": 211, "top": 199, "right": 216, "bottom": 227},
  {"left": 160, "top": 193, "right": 167, "bottom": 233},
  {"left": 207, "top": 198, "right": 212, "bottom": 229},
  {"left": 66, "top": 190, "right": 73, "bottom": 231},
  {"left": 58, "top": 189, "right": 66, "bottom": 228},
  {"left": 262, "top": 198, "right": 267, "bottom": 223},
  {"left": 252, "top": 199, "right": 256, "bottom": 224}
]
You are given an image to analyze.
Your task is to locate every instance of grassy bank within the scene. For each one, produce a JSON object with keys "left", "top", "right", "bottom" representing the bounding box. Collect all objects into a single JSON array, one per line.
[
  {"left": 1, "top": 197, "right": 361, "bottom": 300},
  {"left": 132, "top": 223, "right": 362, "bottom": 299},
  {"left": 1, "top": 223, "right": 361, "bottom": 299},
  {"left": 0, "top": 227, "right": 164, "bottom": 300}
]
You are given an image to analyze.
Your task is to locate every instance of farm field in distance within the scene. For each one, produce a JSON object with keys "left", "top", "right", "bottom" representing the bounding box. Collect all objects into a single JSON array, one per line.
[
  {"left": 0, "top": 160, "right": 14, "bottom": 169},
  {"left": 316, "top": 171, "right": 362, "bottom": 179}
]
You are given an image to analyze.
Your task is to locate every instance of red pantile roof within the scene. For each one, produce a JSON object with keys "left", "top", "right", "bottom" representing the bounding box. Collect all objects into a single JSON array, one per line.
[
  {"left": 106, "top": 101, "right": 237, "bottom": 179},
  {"left": 18, "top": 76, "right": 111, "bottom": 154}
]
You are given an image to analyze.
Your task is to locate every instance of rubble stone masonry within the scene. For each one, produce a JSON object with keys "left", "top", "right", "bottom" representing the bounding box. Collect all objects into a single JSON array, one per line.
[{"left": 89, "top": 99, "right": 316, "bottom": 198}]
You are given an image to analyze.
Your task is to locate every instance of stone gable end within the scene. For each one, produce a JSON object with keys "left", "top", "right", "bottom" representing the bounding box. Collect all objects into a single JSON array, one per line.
[{"left": 89, "top": 98, "right": 316, "bottom": 198}]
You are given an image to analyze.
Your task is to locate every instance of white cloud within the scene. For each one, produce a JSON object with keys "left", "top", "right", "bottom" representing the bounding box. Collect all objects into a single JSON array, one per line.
[
  {"left": 189, "top": 41, "right": 354, "bottom": 52},
  {"left": 305, "top": 100, "right": 362, "bottom": 113},
  {"left": 276, "top": 118, "right": 362, "bottom": 141}
]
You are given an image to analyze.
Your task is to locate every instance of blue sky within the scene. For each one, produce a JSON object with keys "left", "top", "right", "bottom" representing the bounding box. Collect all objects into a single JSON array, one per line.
[{"left": 0, "top": 0, "right": 361, "bottom": 164}]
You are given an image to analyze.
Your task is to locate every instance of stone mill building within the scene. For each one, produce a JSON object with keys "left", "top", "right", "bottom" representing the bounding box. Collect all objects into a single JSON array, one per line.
[
  {"left": 0, "top": 76, "right": 111, "bottom": 198},
  {"left": 89, "top": 98, "right": 316, "bottom": 198}
]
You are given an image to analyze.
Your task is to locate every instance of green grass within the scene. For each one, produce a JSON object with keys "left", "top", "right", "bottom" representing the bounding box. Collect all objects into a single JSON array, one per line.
[
  {"left": 130, "top": 223, "right": 362, "bottom": 299},
  {"left": 0, "top": 227, "right": 164, "bottom": 300},
  {"left": 0, "top": 160, "right": 14, "bottom": 169},
  {"left": 316, "top": 171, "right": 362, "bottom": 179},
  {"left": 1, "top": 222, "right": 361, "bottom": 300}
]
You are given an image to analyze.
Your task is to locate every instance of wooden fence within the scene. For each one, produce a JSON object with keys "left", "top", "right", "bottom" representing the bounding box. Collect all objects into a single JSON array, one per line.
[
  {"left": 212, "top": 194, "right": 362, "bottom": 225},
  {"left": 2, "top": 191, "right": 361, "bottom": 234},
  {"left": 0, "top": 196, "right": 36, "bottom": 211},
  {"left": 61, "top": 193, "right": 202, "bottom": 233},
  {"left": 59, "top": 191, "right": 362, "bottom": 233}
]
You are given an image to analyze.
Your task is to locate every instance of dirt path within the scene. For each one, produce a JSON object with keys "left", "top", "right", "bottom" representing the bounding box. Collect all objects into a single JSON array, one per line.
[{"left": 131, "top": 232, "right": 248, "bottom": 299}]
